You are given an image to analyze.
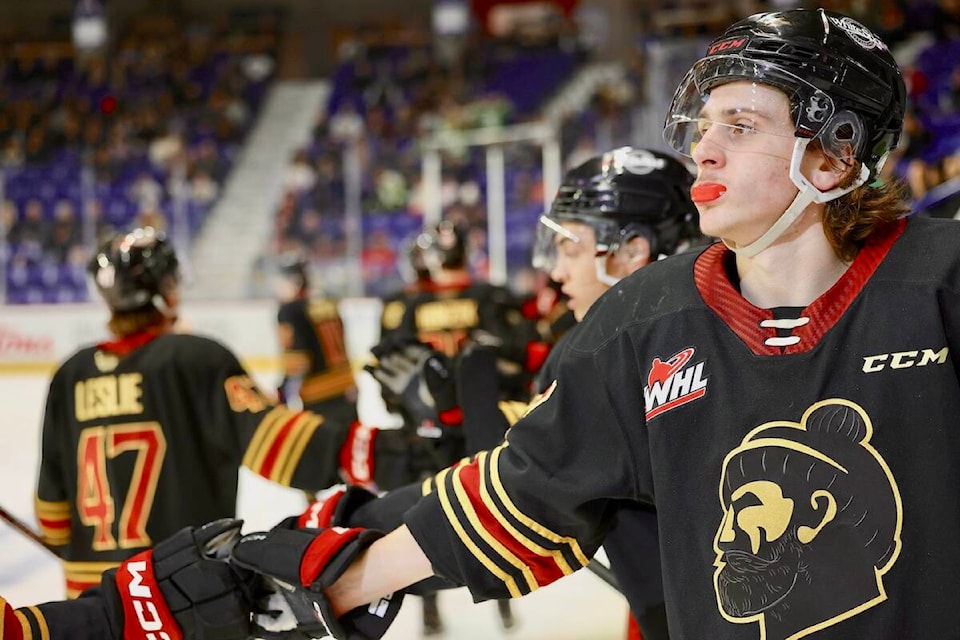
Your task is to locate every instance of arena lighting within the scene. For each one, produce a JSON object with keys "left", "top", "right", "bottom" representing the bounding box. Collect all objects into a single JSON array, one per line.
[{"left": 72, "top": 0, "right": 108, "bottom": 50}]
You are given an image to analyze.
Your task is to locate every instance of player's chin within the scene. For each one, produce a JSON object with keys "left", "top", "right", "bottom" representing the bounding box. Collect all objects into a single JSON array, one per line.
[{"left": 569, "top": 299, "right": 587, "bottom": 322}]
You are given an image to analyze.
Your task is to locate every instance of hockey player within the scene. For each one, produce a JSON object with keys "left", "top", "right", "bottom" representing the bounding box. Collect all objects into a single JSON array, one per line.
[
  {"left": 34, "top": 227, "right": 401, "bottom": 597},
  {"left": 379, "top": 232, "right": 433, "bottom": 339},
  {"left": 228, "top": 9, "right": 960, "bottom": 640},
  {"left": 273, "top": 252, "right": 357, "bottom": 423},
  {"left": 375, "top": 221, "right": 542, "bottom": 633}
]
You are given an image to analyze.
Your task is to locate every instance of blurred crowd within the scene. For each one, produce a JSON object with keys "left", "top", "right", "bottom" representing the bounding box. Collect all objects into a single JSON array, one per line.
[
  {"left": 0, "top": 10, "right": 278, "bottom": 303},
  {"left": 2, "top": 1, "right": 960, "bottom": 304}
]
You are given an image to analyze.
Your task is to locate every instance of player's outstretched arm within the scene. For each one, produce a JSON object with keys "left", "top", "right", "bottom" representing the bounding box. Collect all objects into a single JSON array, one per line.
[
  {"left": 326, "top": 524, "right": 433, "bottom": 616},
  {"left": 5, "top": 519, "right": 255, "bottom": 640},
  {"left": 229, "top": 523, "right": 426, "bottom": 639}
]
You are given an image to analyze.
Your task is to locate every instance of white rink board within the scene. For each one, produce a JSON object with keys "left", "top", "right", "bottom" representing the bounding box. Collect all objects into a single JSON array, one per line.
[{"left": 0, "top": 300, "right": 627, "bottom": 639}]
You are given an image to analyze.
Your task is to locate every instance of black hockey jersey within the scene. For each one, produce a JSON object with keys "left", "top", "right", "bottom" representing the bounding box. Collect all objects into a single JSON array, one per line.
[
  {"left": 405, "top": 216, "right": 960, "bottom": 639},
  {"left": 277, "top": 297, "right": 357, "bottom": 415},
  {"left": 381, "top": 277, "right": 539, "bottom": 370},
  {"left": 35, "top": 332, "right": 353, "bottom": 597},
  {"left": 2, "top": 591, "right": 114, "bottom": 640}
]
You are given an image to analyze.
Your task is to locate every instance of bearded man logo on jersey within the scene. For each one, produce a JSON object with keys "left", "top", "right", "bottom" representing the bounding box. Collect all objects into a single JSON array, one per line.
[{"left": 712, "top": 399, "right": 902, "bottom": 640}]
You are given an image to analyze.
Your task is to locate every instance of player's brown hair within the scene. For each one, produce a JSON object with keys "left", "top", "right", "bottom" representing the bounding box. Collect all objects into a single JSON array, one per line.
[
  {"left": 818, "top": 151, "right": 910, "bottom": 262},
  {"left": 108, "top": 308, "right": 169, "bottom": 336}
]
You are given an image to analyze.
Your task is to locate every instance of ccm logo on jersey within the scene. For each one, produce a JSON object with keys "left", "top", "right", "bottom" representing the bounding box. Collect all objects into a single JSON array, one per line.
[
  {"left": 862, "top": 347, "right": 948, "bottom": 373},
  {"left": 644, "top": 348, "right": 708, "bottom": 421},
  {"left": 124, "top": 560, "right": 176, "bottom": 640}
]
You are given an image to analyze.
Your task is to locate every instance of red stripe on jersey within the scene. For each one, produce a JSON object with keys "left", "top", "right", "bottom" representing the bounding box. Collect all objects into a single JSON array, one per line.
[
  {"left": 0, "top": 596, "right": 25, "bottom": 640},
  {"left": 455, "top": 461, "right": 568, "bottom": 589},
  {"left": 258, "top": 413, "right": 303, "bottom": 478},
  {"left": 65, "top": 577, "right": 98, "bottom": 595},
  {"left": 695, "top": 219, "right": 904, "bottom": 355},
  {"left": 37, "top": 517, "right": 70, "bottom": 530}
]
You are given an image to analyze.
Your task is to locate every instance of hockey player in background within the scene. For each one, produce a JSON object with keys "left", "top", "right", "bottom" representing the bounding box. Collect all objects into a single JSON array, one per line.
[
  {"left": 272, "top": 252, "right": 357, "bottom": 423},
  {"left": 34, "top": 227, "right": 401, "bottom": 597},
  {"left": 374, "top": 220, "right": 543, "bottom": 633},
  {"left": 326, "top": 146, "right": 701, "bottom": 640},
  {"left": 379, "top": 231, "right": 433, "bottom": 339},
  {"left": 226, "top": 9, "right": 960, "bottom": 640}
]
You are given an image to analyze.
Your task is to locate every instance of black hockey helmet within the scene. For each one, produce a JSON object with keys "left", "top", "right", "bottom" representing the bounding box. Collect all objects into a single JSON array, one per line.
[
  {"left": 419, "top": 220, "right": 467, "bottom": 271},
  {"left": 533, "top": 147, "right": 698, "bottom": 276},
  {"left": 663, "top": 8, "right": 905, "bottom": 180},
  {"left": 398, "top": 233, "right": 431, "bottom": 284},
  {"left": 88, "top": 227, "right": 180, "bottom": 313},
  {"left": 275, "top": 251, "right": 310, "bottom": 291}
]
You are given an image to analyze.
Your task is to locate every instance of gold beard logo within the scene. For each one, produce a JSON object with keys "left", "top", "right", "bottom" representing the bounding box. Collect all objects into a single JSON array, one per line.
[{"left": 713, "top": 399, "right": 902, "bottom": 640}]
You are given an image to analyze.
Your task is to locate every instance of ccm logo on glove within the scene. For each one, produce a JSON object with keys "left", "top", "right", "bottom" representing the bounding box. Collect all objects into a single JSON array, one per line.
[{"left": 116, "top": 552, "right": 180, "bottom": 640}]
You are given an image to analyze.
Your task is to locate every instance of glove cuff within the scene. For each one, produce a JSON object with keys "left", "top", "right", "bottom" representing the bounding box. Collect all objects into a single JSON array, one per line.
[
  {"left": 298, "top": 485, "right": 378, "bottom": 529},
  {"left": 103, "top": 550, "right": 183, "bottom": 640},
  {"left": 338, "top": 421, "right": 378, "bottom": 487}
]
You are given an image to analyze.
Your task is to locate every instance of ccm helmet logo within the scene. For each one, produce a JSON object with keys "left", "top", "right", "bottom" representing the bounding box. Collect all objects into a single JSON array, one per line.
[
  {"left": 707, "top": 37, "right": 747, "bottom": 55},
  {"left": 125, "top": 560, "right": 175, "bottom": 640},
  {"left": 862, "top": 347, "right": 948, "bottom": 373}
]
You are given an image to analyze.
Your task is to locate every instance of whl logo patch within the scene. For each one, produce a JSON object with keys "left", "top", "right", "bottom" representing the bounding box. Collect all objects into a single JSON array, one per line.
[{"left": 644, "top": 348, "right": 708, "bottom": 420}]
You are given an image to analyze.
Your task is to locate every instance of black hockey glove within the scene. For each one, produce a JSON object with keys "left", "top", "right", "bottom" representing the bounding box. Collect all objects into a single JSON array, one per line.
[
  {"left": 365, "top": 338, "right": 462, "bottom": 433},
  {"left": 230, "top": 526, "right": 403, "bottom": 640},
  {"left": 101, "top": 518, "right": 255, "bottom": 640}
]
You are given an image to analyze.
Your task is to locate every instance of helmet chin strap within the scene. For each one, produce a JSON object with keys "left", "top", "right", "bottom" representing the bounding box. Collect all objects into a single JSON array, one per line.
[
  {"left": 595, "top": 250, "right": 621, "bottom": 287},
  {"left": 723, "top": 138, "right": 870, "bottom": 258}
]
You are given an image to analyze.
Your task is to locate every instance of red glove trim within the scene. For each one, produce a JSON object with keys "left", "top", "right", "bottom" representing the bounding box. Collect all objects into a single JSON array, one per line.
[
  {"left": 438, "top": 407, "right": 464, "bottom": 426},
  {"left": 338, "top": 421, "right": 377, "bottom": 485},
  {"left": 300, "top": 527, "right": 365, "bottom": 587},
  {"left": 526, "top": 341, "right": 551, "bottom": 372},
  {"left": 297, "top": 487, "right": 347, "bottom": 529},
  {"left": 115, "top": 550, "right": 183, "bottom": 640}
]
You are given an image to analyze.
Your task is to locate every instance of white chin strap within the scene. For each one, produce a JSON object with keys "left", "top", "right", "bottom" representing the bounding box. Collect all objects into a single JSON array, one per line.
[
  {"left": 723, "top": 138, "right": 870, "bottom": 258},
  {"left": 595, "top": 251, "right": 621, "bottom": 287}
]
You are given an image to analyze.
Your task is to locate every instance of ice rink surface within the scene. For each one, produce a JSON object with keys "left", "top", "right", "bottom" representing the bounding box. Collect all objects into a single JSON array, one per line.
[{"left": 0, "top": 372, "right": 627, "bottom": 639}]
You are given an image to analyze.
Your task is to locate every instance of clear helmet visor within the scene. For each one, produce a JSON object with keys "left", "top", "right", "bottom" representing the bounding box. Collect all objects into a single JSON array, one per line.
[
  {"left": 663, "top": 56, "right": 863, "bottom": 167},
  {"left": 532, "top": 214, "right": 622, "bottom": 273},
  {"left": 532, "top": 215, "right": 580, "bottom": 273}
]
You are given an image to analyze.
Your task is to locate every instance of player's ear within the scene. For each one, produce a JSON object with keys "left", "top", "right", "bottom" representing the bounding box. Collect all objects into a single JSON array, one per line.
[
  {"left": 615, "top": 235, "right": 651, "bottom": 277},
  {"left": 804, "top": 141, "right": 856, "bottom": 193}
]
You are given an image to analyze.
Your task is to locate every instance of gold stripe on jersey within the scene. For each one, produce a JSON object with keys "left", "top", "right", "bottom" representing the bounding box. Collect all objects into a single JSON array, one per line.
[
  {"left": 282, "top": 351, "right": 311, "bottom": 376},
  {"left": 451, "top": 455, "right": 540, "bottom": 592},
  {"left": 488, "top": 445, "right": 590, "bottom": 568},
  {"left": 64, "top": 561, "right": 119, "bottom": 580},
  {"left": 9, "top": 610, "right": 33, "bottom": 640},
  {"left": 15, "top": 605, "right": 50, "bottom": 640},
  {"left": 421, "top": 476, "right": 434, "bottom": 496},
  {"left": 299, "top": 364, "right": 356, "bottom": 404},
  {"left": 242, "top": 407, "right": 293, "bottom": 470},
  {"left": 497, "top": 401, "right": 529, "bottom": 427},
  {"left": 475, "top": 450, "right": 575, "bottom": 576},
  {"left": 35, "top": 498, "right": 71, "bottom": 546},
  {"left": 435, "top": 466, "right": 523, "bottom": 598},
  {"left": 274, "top": 413, "right": 324, "bottom": 486}
]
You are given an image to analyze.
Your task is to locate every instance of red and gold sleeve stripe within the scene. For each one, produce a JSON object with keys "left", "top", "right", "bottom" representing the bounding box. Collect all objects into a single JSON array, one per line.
[
  {"left": 242, "top": 407, "right": 324, "bottom": 486},
  {"left": 434, "top": 444, "right": 590, "bottom": 597},
  {"left": 299, "top": 364, "right": 356, "bottom": 404},
  {"left": 35, "top": 498, "right": 71, "bottom": 547},
  {"left": 497, "top": 401, "right": 530, "bottom": 427},
  {"left": 2, "top": 596, "right": 50, "bottom": 640},
  {"left": 63, "top": 561, "right": 119, "bottom": 599}
]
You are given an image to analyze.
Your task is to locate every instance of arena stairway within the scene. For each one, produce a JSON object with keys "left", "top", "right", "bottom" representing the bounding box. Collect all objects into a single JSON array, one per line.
[{"left": 185, "top": 80, "right": 329, "bottom": 300}]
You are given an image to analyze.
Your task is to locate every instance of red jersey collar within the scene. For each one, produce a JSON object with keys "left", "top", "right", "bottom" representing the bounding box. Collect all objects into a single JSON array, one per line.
[
  {"left": 694, "top": 219, "right": 905, "bottom": 355},
  {"left": 97, "top": 328, "right": 165, "bottom": 356}
]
